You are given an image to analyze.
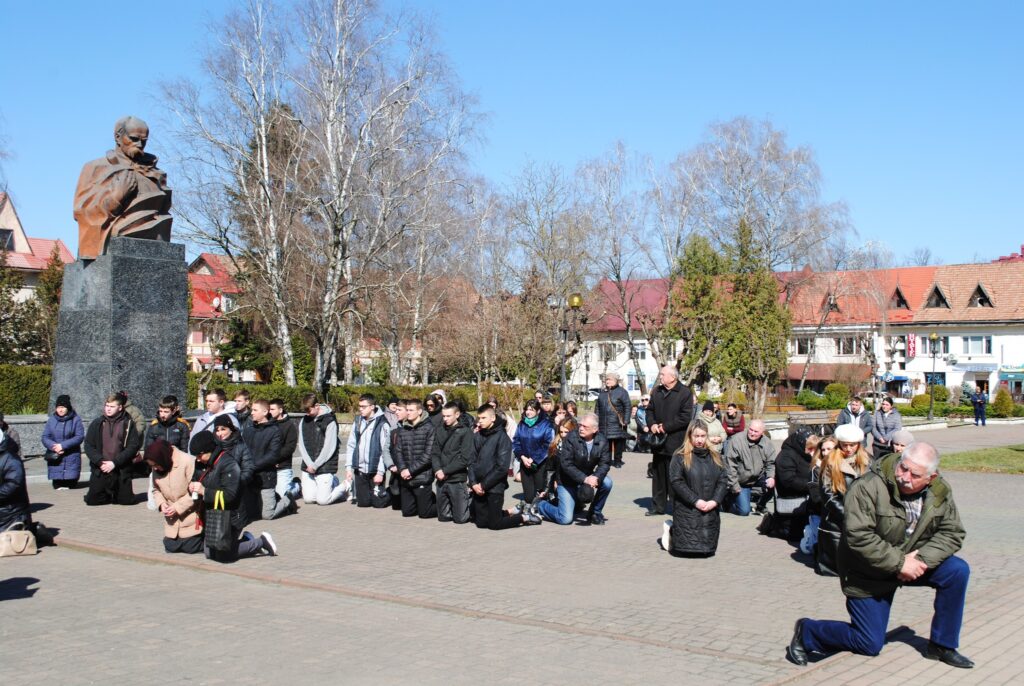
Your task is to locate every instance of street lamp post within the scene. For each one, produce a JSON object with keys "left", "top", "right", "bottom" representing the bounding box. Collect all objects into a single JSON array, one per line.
[
  {"left": 927, "top": 332, "right": 939, "bottom": 421},
  {"left": 559, "top": 293, "right": 584, "bottom": 401}
]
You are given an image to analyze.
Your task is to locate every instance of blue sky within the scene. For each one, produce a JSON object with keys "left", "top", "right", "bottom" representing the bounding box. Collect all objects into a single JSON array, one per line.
[{"left": 1, "top": 1, "right": 1021, "bottom": 265}]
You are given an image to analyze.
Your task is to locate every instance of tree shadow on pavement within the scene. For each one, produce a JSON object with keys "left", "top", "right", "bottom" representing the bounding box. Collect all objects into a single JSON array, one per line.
[{"left": 0, "top": 577, "right": 40, "bottom": 601}]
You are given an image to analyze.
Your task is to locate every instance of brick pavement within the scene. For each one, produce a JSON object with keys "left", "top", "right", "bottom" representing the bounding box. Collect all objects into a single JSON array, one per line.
[{"left": 3, "top": 447, "right": 1023, "bottom": 684}]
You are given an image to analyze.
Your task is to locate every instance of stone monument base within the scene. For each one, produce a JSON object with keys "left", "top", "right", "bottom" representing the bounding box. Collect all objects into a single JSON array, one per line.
[{"left": 49, "top": 237, "right": 188, "bottom": 422}]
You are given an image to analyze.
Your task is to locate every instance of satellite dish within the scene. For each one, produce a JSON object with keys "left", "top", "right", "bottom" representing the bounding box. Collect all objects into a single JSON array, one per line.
[{"left": 212, "top": 296, "right": 221, "bottom": 310}]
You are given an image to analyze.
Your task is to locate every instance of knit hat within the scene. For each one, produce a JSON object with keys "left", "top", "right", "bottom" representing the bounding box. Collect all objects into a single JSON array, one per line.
[
  {"left": 55, "top": 394, "right": 73, "bottom": 411},
  {"left": 144, "top": 438, "right": 173, "bottom": 473},
  {"left": 891, "top": 429, "right": 914, "bottom": 446},
  {"left": 189, "top": 431, "right": 217, "bottom": 455},
  {"left": 834, "top": 424, "right": 865, "bottom": 444},
  {"left": 212, "top": 414, "right": 236, "bottom": 431},
  {"left": 702, "top": 400, "right": 715, "bottom": 413}
]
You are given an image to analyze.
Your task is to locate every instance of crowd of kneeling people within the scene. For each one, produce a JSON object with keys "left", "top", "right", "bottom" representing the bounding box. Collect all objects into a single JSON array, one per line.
[{"left": 2, "top": 384, "right": 912, "bottom": 571}]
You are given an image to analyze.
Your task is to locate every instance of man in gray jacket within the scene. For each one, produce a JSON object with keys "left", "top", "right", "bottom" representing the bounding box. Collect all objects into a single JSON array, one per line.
[
  {"left": 344, "top": 393, "right": 393, "bottom": 508},
  {"left": 837, "top": 396, "right": 874, "bottom": 452},
  {"left": 723, "top": 419, "right": 777, "bottom": 516},
  {"left": 298, "top": 393, "right": 347, "bottom": 506}
]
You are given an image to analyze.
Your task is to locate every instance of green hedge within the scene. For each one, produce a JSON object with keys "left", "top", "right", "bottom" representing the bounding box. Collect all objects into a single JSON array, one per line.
[{"left": 0, "top": 364, "right": 52, "bottom": 414}]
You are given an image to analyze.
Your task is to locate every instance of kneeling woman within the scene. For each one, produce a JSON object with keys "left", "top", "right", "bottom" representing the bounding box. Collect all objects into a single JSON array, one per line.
[
  {"left": 145, "top": 438, "right": 203, "bottom": 554},
  {"left": 186, "top": 431, "right": 278, "bottom": 562},
  {"left": 666, "top": 421, "right": 729, "bottom": 557}
]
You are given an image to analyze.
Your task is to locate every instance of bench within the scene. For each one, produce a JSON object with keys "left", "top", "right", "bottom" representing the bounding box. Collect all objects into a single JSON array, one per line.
[{"left": 787, "top": 410, "right": 840, "bottom": 436}]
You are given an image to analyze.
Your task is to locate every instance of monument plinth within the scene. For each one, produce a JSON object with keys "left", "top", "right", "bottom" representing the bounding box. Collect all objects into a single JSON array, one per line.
[{"left": 49, "top": 237, "right": 187, "bottom": 421}]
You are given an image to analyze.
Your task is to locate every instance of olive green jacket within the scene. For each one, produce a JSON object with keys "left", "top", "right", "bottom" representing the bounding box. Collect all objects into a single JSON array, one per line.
[{"left": 838, "top": 453, "right": 965, "bottom": 598}]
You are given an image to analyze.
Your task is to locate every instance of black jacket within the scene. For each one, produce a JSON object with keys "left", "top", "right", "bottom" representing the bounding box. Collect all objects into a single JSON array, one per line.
[
  {"left": 430, "top": 421, "right": 474, "bottom": 484},
  {"left": 244, "top": 421, "right": 283, "bottom": 489},
  {"left": 274, "top": 415, "right": 299, "bottom": 469},
  {"left": 669, "top": 448, "right": 729, "bottom": 555},
  {"left": 0, "top": 442, "right": 31, "bottom": 530},
  {"left": 595, "top": 385, "right": 632, "bottom": 439},
  {"left": 647, "top": 381, "right": 694, "bottom": 456},
  {"left": 201, "top": 450, "right": 245, "bottom": 530},
  {"left": 144, "top": 416, "right": 190, "bottom": 452},
  {"left": 469, "top": 418, "right": 512, "bottom": 493},
  {"left": 394, "top": 414, "right": 436, "bottom": 486},
  {"left": 84, "top": 413, "right": 142, "bottom": 469},
  {"left": 217, "top": 433, "right": 255, "bottom": 486},
  {"left": 775, "top": 432, "right": 812, "bottom": 498},
  {"left": 557, "top": 431, "right": 611, "bottom": 488}
]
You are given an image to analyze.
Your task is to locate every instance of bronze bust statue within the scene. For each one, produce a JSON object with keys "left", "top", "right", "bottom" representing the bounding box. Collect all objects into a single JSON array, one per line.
[{"left": 73, "top": 116, "right": 173, "bottom": 259}]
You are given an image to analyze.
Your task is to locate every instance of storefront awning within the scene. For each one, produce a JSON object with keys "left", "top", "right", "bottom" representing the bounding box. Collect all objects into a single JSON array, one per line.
[{"left": 1000, "top": 372, "right": 1024, "bottom": 381}]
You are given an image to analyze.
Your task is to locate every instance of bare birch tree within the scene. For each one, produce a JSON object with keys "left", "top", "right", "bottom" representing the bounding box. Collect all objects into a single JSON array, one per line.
[{"left": 163, "top": 0, "right": 303, "bottom": 384}]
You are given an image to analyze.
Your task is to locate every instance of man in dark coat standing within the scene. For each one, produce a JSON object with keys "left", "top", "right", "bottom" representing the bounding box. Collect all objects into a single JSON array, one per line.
[
  {"left": 83, "top": 393, "right": 143, "bottom": 506},
  {"left": 645, "top": 365, "right": 694, "bottom": 516},
  {"left": 595, "top": 372, "right": 632, "bottom": 468}
]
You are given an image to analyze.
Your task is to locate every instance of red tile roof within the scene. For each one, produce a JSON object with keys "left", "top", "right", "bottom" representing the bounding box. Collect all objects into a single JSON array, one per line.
[
  {"left": 189, "top": 253, "right": 241, "bottom": 319},
  {"left": 4, "top": 238, "right": 75, "bottom": 271},
  {"left": 587, "top": 278, "right": 669, "bottom": 332}
]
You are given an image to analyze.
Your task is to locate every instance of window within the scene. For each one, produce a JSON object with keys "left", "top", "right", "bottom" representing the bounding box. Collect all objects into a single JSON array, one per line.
[
  {"left": 633, "top": 341, "right": 647, "bottom": 360},
  {"left": 925, "top": 286, "right": 950, "bottom": 309},
  {"left": 962, "top": 336, "right": 992, "bottom": 355},
  {"left": 191, "top": 329, "right": 206, "bottom": 344},
  {"left": 792, "top": 336, "right": 813, "bottom": 355},
  {"left": 922, "top": 336, "right": 949, "bottom": 355},
  {"left": 968, "top": 285, "right": 993, "bottom": 308},
  {"left": 834, "top": 337, "right": 858, "bottom": 356},
  {"left": 0, "top": 229, "right": 12, "bottom": 251},
  {"left": 599, "top": 343, "right": 619, "bottom": 362},
  {"left": 890, "top": 287, "right": 910, "bottom": 310},
  {"left": 627, "top": 372, "right": 645, "bottom": 391}
]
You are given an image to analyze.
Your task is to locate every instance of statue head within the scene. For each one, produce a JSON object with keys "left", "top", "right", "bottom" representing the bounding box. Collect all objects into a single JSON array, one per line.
[{"left": 114, "top": 116, "right": 149, "bottom": 160}]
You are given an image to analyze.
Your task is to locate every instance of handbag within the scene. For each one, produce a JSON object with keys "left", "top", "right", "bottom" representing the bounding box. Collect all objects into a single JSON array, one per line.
[
  {"left": 202, "top": 490, "right": 234, "bottom": 552},
  {"left": 775, "top": 495, "right": 808, "bottom": 515},
  {"left": 0, "top": 522, "right": 38, "bottom": 557},
  {"left": 44, "top": 450, "right": 62, "bottom": 465}
]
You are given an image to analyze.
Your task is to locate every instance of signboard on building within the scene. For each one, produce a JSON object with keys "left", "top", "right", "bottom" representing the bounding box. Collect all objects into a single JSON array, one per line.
[{"left": 907, "top": 333, "right": 916, "bottom": 359}]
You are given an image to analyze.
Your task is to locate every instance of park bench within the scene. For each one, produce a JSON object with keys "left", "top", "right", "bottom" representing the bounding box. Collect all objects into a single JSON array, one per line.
[{"left": 787, "top": 409, "right": 840, "bottom": 436}]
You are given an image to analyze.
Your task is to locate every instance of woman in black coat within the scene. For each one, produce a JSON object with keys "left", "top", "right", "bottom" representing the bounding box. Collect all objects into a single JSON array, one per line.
[{"left": 666, "top": 421, "right": 729, "bottom": 557}]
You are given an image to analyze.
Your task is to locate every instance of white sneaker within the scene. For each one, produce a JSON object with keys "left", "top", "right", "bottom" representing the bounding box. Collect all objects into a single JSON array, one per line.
[
  {"left": 260, "top": 532, "right": 277, "bottom": 556},
  {"left": 661, "top": 520, "right": 671, "bottom": 552}
]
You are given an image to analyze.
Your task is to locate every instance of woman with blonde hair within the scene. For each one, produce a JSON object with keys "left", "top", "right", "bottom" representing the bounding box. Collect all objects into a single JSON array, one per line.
[
  {"left": 815, "top": 424, "right": 871, "bottom": 575},
  {"left": 664, "top": 421, "right": 729, "bottom": 557}
]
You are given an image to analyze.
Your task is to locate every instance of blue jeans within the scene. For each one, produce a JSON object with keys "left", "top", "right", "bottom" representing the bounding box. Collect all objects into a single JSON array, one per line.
[
  {"left": 974, "top": 406, "right": 986, "bottom": 426},
  {"left": 802, "top": 555, "right": 970, "bottom": 655},
  {"left": 537, "top": 476, "right": 613, "bottom": 525},
  {"left": 728, "top": 487, "right": 752, "bottom": 516}
]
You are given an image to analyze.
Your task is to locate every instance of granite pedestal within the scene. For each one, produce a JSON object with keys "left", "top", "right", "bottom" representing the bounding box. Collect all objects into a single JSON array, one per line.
[{"left": 49, "top": 237, "right": 188, "bottom": 422}]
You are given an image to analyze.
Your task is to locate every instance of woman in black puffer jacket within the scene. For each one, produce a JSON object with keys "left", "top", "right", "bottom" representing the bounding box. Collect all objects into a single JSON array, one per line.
[
  {"left": 774, "top": 429, "right": 817, "bottom": 541},
  {"left": 666, "top": 421, "right": 729, "bottom": 557}
]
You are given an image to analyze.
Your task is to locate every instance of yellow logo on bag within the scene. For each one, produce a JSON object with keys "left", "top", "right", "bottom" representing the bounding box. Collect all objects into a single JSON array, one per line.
[{"left": 213, "top": 491, "right": 225, "bottom": 510}]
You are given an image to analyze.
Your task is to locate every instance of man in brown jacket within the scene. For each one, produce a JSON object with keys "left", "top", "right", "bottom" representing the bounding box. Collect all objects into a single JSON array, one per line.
[{"left": 788, "top": 443, "right": 973, "bottom": 669}]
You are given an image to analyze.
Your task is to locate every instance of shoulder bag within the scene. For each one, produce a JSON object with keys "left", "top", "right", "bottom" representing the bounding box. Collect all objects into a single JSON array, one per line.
[{"left": 0, "top": 522, "right": 38, "bottom": 557}]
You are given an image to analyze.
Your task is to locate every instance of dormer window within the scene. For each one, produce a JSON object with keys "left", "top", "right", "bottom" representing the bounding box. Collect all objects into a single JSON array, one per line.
[
  {"left": 0, "top": 228, "right": 13, "bottom": 251},
  {"left": 925, "top": 285, "right": 950, "bottom": 309},
  {"left": 890, "top": 286, "right": 909, "bottom": 310},
  {"left": 968, "top": 284, "right": 993, "bottom": 308}
]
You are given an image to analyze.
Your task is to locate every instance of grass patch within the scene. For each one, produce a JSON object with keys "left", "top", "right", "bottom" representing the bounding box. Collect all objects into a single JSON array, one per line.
[{"left": 941, "top": 444, "right": 1024, "bottom": 474}]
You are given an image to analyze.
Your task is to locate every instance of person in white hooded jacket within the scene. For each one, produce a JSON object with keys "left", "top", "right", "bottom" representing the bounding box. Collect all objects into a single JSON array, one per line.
[{"left": 344, "top": 393, "right": 394, "bottom": 508}]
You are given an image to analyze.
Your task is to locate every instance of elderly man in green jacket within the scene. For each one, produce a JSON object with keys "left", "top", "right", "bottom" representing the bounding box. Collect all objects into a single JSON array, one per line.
[{"left": 788, "top": 443, "right": 974, "bottom": 669}]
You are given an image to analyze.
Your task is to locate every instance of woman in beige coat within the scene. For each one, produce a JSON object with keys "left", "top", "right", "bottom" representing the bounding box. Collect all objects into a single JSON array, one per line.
[{"left": 145, "top": 439, "right": 203, "bottom": 554}]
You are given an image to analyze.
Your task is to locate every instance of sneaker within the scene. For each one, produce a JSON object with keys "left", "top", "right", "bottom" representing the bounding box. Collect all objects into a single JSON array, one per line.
[
  {"left": 260, "top": 532, "right": 278, "bottom": 556},
  {"left": 56, "top": 486, "right": 70, "bottom": 491},
  {"left": 590, "top": 512, "right": 607, "bottom": 525},
  {"left": 521, "top": 511, "right": 542, "bottom": 525},
  {"left": 513, "top": 501, "right": 525, "bottom": 515},
  {"left": 661, "top": 520, "right": 671, "bottom": 551}
]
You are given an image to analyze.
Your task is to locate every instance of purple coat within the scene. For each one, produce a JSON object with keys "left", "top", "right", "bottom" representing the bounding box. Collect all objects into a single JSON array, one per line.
[{"left": 41, "top": 411, "right": 86, "bottom": 481}]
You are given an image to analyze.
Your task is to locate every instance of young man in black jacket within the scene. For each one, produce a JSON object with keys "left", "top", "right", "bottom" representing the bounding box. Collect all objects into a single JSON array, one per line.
[
  {"left": 431, "top": 401, "right": 475, "bottom": 524},
  {"left": 245, "top": 399, "right": 294, "bottom": 520},
  {"left": 84, "top": 393, "right": 143, "bottom": 506},
  {"left": 469, "top": 405, "right": 541, "bottom": 529},
  {"left": 394, "top": 399, "right": 437, "bottom": 518},
  {"left": 143, "top": 395, "right": 191, "bottom": 511},
  {"left": 269, "top": 398, "right": 302, "bottom": 509}
]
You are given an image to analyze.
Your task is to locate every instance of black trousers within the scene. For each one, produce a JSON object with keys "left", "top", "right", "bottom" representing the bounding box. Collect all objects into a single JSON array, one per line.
[
  {"left": 163, "top": 535, "right": 204, "bottom": 554},
  {"left": 608, "top": 437, "right": 626, "bottom": 464},
  {"left": 472, "top": 490, "right": 523, "bottom": 530},
  {"left": 651, "top": 452, "right": 671, "bottom": 514},
  {"left": 400, "top": 481, "right": 438, "bottom": 518},
  {"left": 353, "top": 470, "right": 389, "bottom": 508},
  {"left": 520, "top": 462, "right": 553, "bottom": 504},
  {"left": 436, "top": 481, "right": 471, "bottom": 523},
  {"left": 83, "top": 468, "right": 134, "bottom": 506}
]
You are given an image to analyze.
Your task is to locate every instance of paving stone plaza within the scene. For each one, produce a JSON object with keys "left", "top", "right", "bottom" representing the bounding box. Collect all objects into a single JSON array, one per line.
[{"left": 2, "top": 425, "right": 1023, "bottom": 685}]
